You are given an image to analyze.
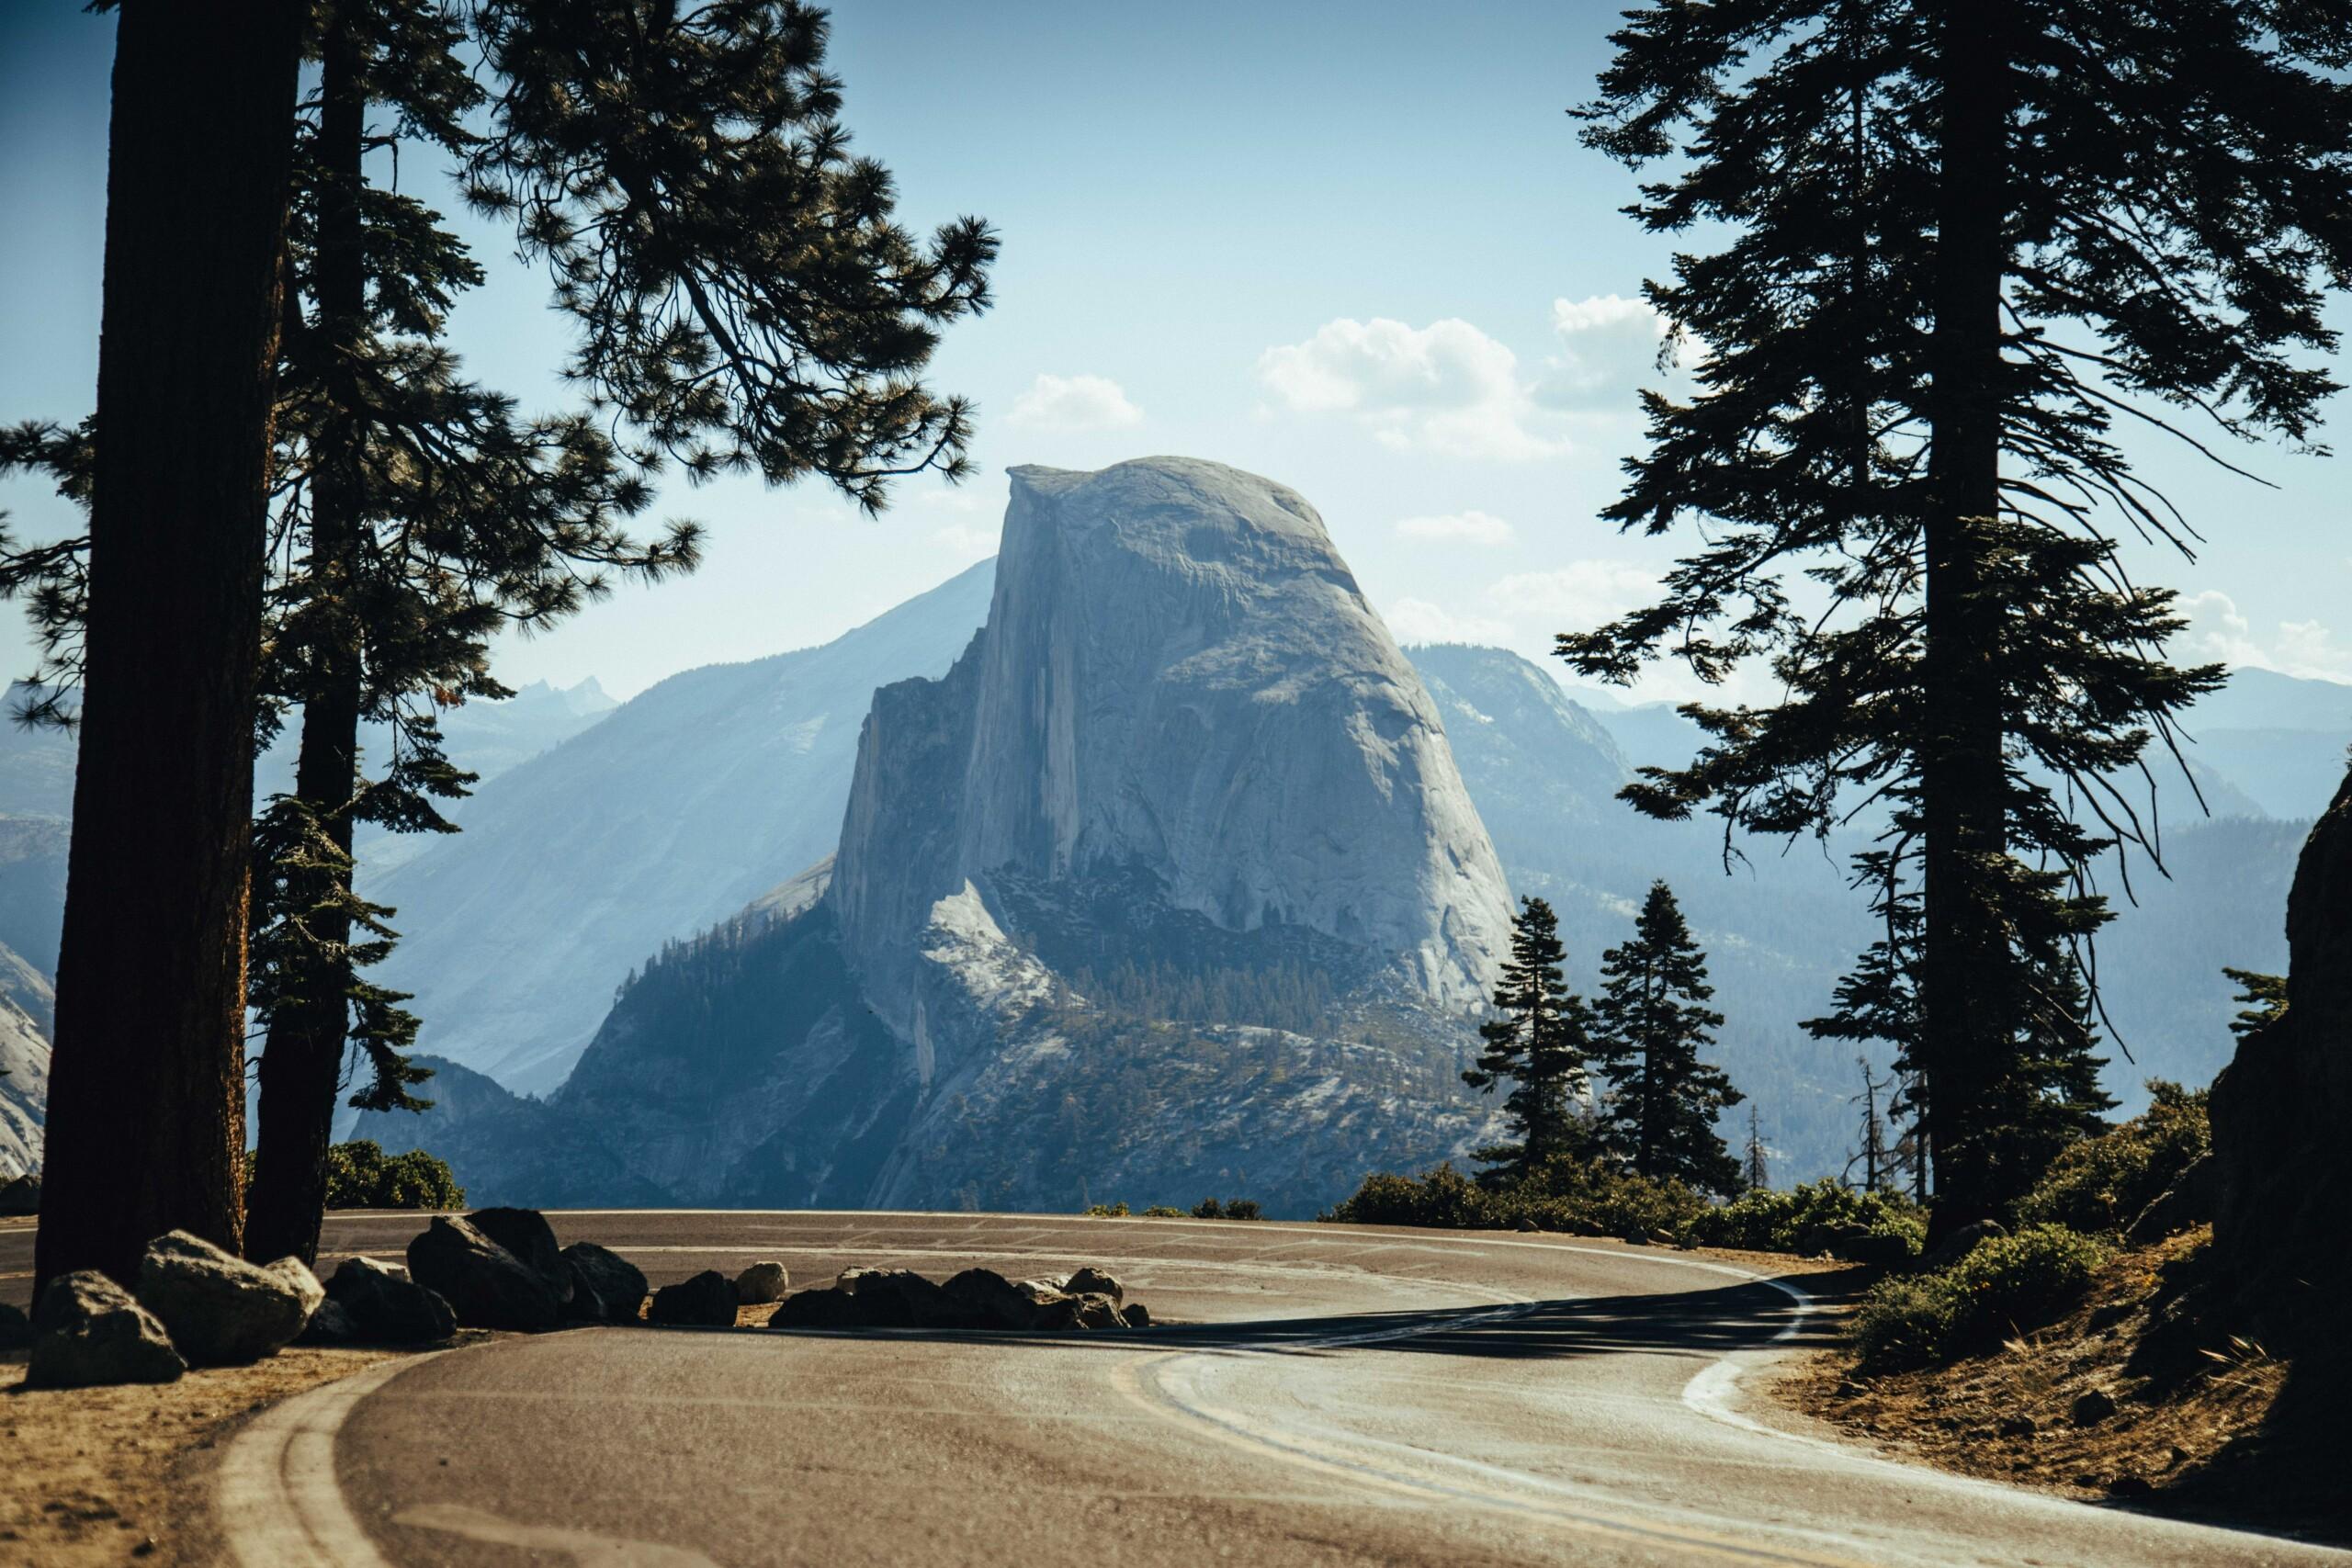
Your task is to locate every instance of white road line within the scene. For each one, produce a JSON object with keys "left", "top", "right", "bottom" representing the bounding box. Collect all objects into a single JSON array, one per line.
[{"left": 218, "top": 1353, "right": 447, "bottom": 1568}]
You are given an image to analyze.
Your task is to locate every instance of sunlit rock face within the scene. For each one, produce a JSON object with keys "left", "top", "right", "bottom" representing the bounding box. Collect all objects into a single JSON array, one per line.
[{"left": 831, "top": 457, "right": 1511, "bottom": 1038}]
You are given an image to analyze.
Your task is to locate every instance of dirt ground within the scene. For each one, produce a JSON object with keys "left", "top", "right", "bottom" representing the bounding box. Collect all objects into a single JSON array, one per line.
[
  {"left": 1777, "top": 1226, "right": 2344, "bottom": 1544},
  {"left": 0, "top": 1344, "right": 401, "bottom": 1568}
]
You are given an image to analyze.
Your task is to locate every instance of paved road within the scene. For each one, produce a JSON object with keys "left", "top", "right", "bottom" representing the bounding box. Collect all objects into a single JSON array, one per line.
[{"left": 7, "top": 1211, "right": 2345, "bottom": 1565}]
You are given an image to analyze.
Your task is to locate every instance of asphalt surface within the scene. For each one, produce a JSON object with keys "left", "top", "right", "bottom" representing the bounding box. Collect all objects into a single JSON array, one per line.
[{"left": 6, "top": 1210, "right": 2345, "bottom": 1566}]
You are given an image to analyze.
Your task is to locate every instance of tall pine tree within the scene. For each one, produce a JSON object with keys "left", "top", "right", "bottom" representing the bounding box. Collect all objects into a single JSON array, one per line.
[
  {"left": 1566, "top": 0, "right": 2352, "bottom": 1224},
  {"left": 17, "top": 0, "right": 307, "bottom": 1291},
  {"left": 1463, "top": 897, "right": 1590, "bottom": 1183},
  {"left": 1589, "top": 881, "right": 1745, "bottom": 1197}
]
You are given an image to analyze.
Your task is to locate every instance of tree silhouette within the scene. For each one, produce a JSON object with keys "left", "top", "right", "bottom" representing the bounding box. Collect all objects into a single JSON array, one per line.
[
  {"left": 1567, "top": 0, "right": 2352, "bottom": 1224},
  {"left": 1589, "top": 881, "right": 1745, "bottom": 1197},
  {"left": 1463, "top": 897, "right": 1591, "bottom": 1182}
]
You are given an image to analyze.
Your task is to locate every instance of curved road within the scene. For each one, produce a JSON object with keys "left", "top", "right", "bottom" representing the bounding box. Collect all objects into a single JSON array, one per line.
[{"left": 168, "top": 1210, "right": 2348, "bottom": 1568}]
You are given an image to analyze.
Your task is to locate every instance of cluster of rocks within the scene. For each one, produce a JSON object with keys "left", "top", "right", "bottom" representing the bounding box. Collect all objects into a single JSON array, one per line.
[
  {"left": 12, "top": 1230, "right": 345, "bottom": 1389},
  {"left": 774, "top": 1264, "right": 1147, "bottom": 1331}
]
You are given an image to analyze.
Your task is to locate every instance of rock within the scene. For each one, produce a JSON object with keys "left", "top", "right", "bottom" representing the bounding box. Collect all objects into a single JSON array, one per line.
[
  {"left": 774, "top": 1287, "right": 863, "bottom": 1329},
  {"left": 2127, "top": 1156, "right": 2216, "bottom": 1245},
  {"left": 0, "top": 1173, "right": 38, "bottom": 1216},
  {"left": 463, "top": 1208, "right": 572, "bottom": 1306},
  {"left": 837, "top": 1267, "right": 952, "bottom": 1327},
  {"left": 26, "top": 1271, "right": 184, "bottom": 1388},
  {"left": 328, "top": 1256, "right": 458, "bottom": 1344},
  {"left": 942, "top": 1268, "right": 1038, "bottom": 1330},
  {"left": 134, "top": 1231, "right": 314, "bottom": 1366},
  {"left": 561, "top": 1243, "right": 648, "bottom": 1324},
  {"left": 648, "top": 1269, "right": 739, "bottom": 1327},
  {"left": 0, "top": 1299, "right": 29, "bottom": 1350},
  {"left": 261, "top": 1257, "right": 327, "bottom": 1321},
  {"left": 2071, "top": 1387, "right": 2118, "bottom": 1427},
  {"left": 734, "top": 1261, "right": 789, "bottom": 1304},
  {"left": 1919, "top": 1218, "right": 2007, "bottom": 1275},
  {"left": 1119, "top": 1301, "right": 1151, "bottom": 1328},
  {"left": 1062, "top": 1266, "right": 1123, "bottom": 1303},
  {"left": 296, "top": 1299, "right": 360, "bottom": 1346},
  {"left": 406, "top": 1216, "right": 564, "bottom": 1331},
  {"left": 2211, "top": 773, "right": 2352, "bottom": 1280}
]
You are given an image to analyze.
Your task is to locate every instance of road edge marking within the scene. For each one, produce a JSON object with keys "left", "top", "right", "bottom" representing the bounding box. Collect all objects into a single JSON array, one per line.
[{"left": 217, "top": 1352, "right": 448, "bottom": 1568}]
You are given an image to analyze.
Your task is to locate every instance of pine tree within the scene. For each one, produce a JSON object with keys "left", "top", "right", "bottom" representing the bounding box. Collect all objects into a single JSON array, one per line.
[
  {"left": 1741, "top": 1104, "right": 1770, "bottom": 1191},
  {"left": 1462, "top": 897, "right": 1590, "bottom": 1182},
  {"left": 1566, "top": 1, "right": 2352, "bottom": 1224},
  {"left": 13, "top": 0, "right": 308, "bottom": 1291},
  {"left": 1589, "top": 881, "right": 1745, "bottom": 1196}
]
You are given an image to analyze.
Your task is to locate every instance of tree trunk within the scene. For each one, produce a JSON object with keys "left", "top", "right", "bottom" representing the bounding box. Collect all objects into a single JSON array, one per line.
[
  {"left": 1918, "top": 0, "right": 2014, "bottom": 1235},
  {"left": 245, "top": 20, "right": 369, "bottom": 1269},
  {"left": 33, "top": 0, "right": 306, "bottom": 1292}
]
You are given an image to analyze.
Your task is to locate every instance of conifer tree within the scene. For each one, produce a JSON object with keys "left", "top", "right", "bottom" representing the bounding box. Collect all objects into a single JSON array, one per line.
[
  {"left": 1566, "top": 0, "right": 2352, "bottom": 1224},
  {"left": 13, "top": 0, "right": 307, "bottom": 1291},
  {"left": 1463, "top": 897, "right": 1590, "bottom": 1182},
  {"left": 1741, "top": 1104, "right": 1770, "bottom": 1191},
  {"left": 1589, "top": 881, "right": 1745, "bottom": 1196}
]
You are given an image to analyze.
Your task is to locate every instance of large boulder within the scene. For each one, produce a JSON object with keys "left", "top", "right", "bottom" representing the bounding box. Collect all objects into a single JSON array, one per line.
[
  {"left": 0, "top": 1174, "right": 38, "bottom": 1216},
  {"left": 562, "top": 1242, "right": 648, "bottom": 1323},
  {"left": 942, "top": 1268, "right": 1039, "bottom": 1330},
  {"left": 2211, "top": 773, "right": 2352, "bottom": 1282},
  {"left": 134, "top": 1231, "right": 316, "bottom": 1366},
  {"left": 406, "top": 1216, "right": 564, "bottom": 1331},
  {"left": 1062, "top": 1267, "right": 1123, "bottom": 1303},
  {"left": 463, "top": 1208, "right": 572, "bottom": 1306},
  {"left": 27, "top": 1270, "right": 185, "bottom": 1388},
  {"left": 327, "top": 1256, "right": 458, "bottom": 1344},
  {"left": 648, "top": 1269, "right": 739, "bottom": 1327},
  {"left": 734, "top": 1261, "right": 789, "bottom": 1304},
  {"left": 838, "top": 1267, "right": 952, "bottom": 1326}
]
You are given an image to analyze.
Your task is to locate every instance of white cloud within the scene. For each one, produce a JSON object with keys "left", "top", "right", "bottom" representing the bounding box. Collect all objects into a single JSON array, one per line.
[
  {"left": 1394, "top": 510, "right": 1515, "bottom": 547},
  {"left": 1007, "top": 373, "right": 1143, "bottom": 432},
  {"left": 1255, "top": 317, "right": 1570, "bottom": 461},
  {"left": 1486, "top": 558, "right": 1661, "bottom": 636},
  {"left": 1385, "top": 597, "right": 1516, "bottom": 647},
  {"left": 2180, "top": 590, "right": 2352, "bottom": 682},
  {"left": 1536, "top": 292, "right": 1701, "bottom": 409}
]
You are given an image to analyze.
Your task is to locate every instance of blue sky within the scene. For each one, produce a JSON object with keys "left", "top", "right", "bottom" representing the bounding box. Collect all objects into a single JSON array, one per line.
[{"left": 2, "top": 1, "right": 2345, "bottom": 705}]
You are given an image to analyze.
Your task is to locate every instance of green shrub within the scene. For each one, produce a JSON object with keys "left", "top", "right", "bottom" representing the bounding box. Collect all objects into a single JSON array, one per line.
[
  {"left": 1853, "top": 1222, "right": 2109, "bottom": 1371},
  {"left": 298, "top": 1140, "right": 464, "bottom": 1210},
  {"left": 2014, "top": 1080, "right": 2209, "bottom": 1237},
  {"left": 1684, "top": 1178, "right": 1926, "bottom": 1261},
  {"left": 1082, "top": 1201, "right": 1132, "bottom": 1217},
  {"left": 1320, "top": 1158, "right": 1702, "bottom": 1237}
]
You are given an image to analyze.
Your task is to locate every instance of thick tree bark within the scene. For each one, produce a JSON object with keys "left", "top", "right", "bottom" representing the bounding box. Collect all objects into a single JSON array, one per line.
[
  {"left": 33, "top": 0, "right": 306, "bottom": 1292},
  {"left": 1918, "top": 0, "right": 2014, "bottom": 1234},
  {"left": 246, "top": 21, "right": 370, "bottom": 1269}
]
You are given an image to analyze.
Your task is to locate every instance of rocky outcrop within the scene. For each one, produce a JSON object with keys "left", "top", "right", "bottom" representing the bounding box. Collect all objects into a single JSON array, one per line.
[
  {"left": 833, "top": 458, "right": 1510, "bottom": 1023},
  {"left": 406, "top": 1216, "right": 565, "bottom": 1331},
  {"left": 133, "top": 1231, "right": 318, "bottom": 1366},
  {"left": 326, "top": 1257, "right": 458, "bottom": 1344},
  {"left": 2211, "top": 771, "right": 2352, "bottom": 1279},
  {"left": 27, "top": 1270, "right": 184, "bottom": 1388}
]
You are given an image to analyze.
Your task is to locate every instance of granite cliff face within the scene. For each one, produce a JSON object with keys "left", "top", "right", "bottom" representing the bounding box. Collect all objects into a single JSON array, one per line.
[{"left": 834, "top": 458, "right": 1510, "bottom": 1026}]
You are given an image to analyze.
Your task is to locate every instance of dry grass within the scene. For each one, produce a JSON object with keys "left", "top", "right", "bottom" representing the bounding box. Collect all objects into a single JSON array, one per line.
[
  {"left": 1781, "top": 1225, "right": 2341, "bottom": 1541},
  {"left": 0, "top": 1343, "right": 402, "bottom": 1567}
]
